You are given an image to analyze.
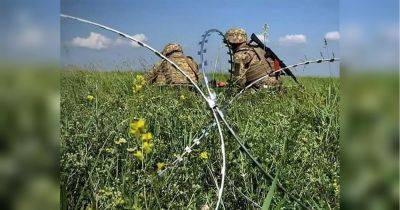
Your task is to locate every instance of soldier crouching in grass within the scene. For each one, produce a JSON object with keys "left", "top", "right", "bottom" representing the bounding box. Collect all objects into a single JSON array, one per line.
[
  {"left": 146, "top": 43, "right": 201, "bottom": 87},
  {"left": 225, "top": 28, "right": 282, "bottom": 91}
]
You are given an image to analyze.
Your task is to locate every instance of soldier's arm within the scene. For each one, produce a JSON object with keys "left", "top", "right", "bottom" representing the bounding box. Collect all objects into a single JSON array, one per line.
[
  {"left": 144, "top": 69, "right": 155, "bottom": 83},
  {"left": 145, "top": 62, "right": 162, "bottom": 83},
  {"left": 265, "top": 57, "right": 275, "bottom": 73},
  {"left": 194, "top": 60, "right": 203, "bottom": 83},
  {"left": 187, "top": 56, "right": 202, "bottom": 83}
]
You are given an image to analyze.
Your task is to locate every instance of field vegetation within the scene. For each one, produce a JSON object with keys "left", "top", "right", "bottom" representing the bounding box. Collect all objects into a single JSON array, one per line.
[{"left": 61, "top": 71, "right": 340, "bottom": 209}]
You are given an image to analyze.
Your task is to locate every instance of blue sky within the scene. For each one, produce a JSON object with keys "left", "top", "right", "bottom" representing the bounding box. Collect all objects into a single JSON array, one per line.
[
  {"left": 340, "top": 0, "right": 399, "bottom": 70},
  {"left": 0, "top": 0, "right": 397, "bottom": 72},
  {"left": 0, "top": 0, "right": 59, "bottom": 61},
  {"left": 60, "top": 0, "right": 340, "bottom": 76}
]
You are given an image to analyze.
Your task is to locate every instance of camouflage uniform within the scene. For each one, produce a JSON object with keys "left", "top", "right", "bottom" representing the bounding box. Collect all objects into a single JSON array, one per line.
[
  {"left": 147, "top": 43, "right": 200, "bottom": 85},
  {"left": 146, "top": 61, "right": 165, "bottom": 84},
  {"left": 225, "top": 28, "right": 281, "bottom": 89}
]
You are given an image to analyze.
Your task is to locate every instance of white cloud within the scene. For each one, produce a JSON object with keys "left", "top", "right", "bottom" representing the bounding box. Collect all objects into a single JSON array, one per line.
[
  {"left": 114, "top": 33, "right": 147, "bottom": 48},
  {"left": 278, "top": 34, "right": 307, "bottom": 45},
  {"left": 71, "top": 32, "right": 112, "bottom": 50},
  {"left": 71, "top": 32, "right": 147, "bottom": 50},
  {"left": 325, "top": 31, "right": 340, "bottom": 41}
]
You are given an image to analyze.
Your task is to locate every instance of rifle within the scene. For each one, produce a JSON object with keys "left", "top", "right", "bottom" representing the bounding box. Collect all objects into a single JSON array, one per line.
[{"left": 250, "top": 33, "right": 300, "bottom": 84}]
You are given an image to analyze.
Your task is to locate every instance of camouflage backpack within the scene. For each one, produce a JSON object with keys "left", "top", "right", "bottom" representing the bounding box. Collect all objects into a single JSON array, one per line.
[
  {"left": 159, "top": 43, "right": 200, "bottom": 85},
  {"left": 231, "top": 43, "right": 281, "bottom": 88},
  {"left": 162, "top": 54, "right": 200, "bottom": 85}
]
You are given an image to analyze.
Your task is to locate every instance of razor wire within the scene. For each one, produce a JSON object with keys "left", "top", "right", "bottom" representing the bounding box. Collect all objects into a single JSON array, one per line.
[
  {"left": 197, "top": 29, "right": 234, "bottom": 208},
  {"left": 155, "top": 29, "right": 236, "bottom": 202},
  {"left": 227, "top": 57, "right": 340, "bottom": 105},
  {"left": 62, "top": 15, "right": 339, "bottom": 209},
  {"left": 215, "top": 107, "right": 311, "bottom": 210},
  {"left": 158, "top": 31, "right": 340, "bottom": 209},
  {"left": 61, "top": 14, "right": 227, "bottom": 210},
  {"left": 159, "top": 57, "right": 341, "bottom": 176},
  {"left": 198, "top": 29, "right": 235, "bottom": 89},
  {"left": 61, "top": 14, "right": 207, "bottom": 102},
  {"left": 159, "top": 58, "right": 340, "bottom": 164}
]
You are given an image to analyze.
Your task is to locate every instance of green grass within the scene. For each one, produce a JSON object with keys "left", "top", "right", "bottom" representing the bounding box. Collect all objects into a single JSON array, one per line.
[{"left": 61, "top": 71, "right": 340, "bottom": 209}]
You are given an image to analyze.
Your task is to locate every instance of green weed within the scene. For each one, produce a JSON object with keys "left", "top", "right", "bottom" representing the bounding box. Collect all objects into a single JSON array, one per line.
[{"left": 61, "top": 71, "right": 340, "bottom": 209}]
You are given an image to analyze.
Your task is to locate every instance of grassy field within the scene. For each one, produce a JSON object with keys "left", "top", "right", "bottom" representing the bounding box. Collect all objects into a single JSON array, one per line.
[{"left": 61, "top": 71, "right": 340, "bottom": 209}]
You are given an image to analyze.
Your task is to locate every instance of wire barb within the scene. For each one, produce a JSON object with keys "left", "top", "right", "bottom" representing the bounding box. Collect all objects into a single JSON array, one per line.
[
  {"left": 62, "top": 15, "right": 227, "bottom": 209},
  {"left": 62, "top": 16, "right": 339, "bottom": 209}
]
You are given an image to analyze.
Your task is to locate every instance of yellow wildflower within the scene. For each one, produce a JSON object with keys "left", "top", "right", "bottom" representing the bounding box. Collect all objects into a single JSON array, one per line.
[
  {"left": 87, "top": 95, "right": 94, "bottom": 102},
  {"left": 129, "top": 128, "right": 138, "bottom": 136},
  {"left": 140, "top": 132, "right": 153, "bottom": 141},
  {"left": 132, "top": 84, "right": 143, "bottom": 93},
  {"left": 135, "top": 119, "right": 145, "bottom": 129},
  {"left": 114, "top": 138, "right": 127, "bottom": 145},
  {"left": 113, "top": 196, "right": 125, "bottom": 206},
  {"left": 112, "top": 191, "right": 125, "bottom": 207},
  {"left": 142, "top": 141, "right": 153, "bottom": 154},
  {"left": 132, "top": 75, "right": 146, "bottom": 93},
  {"left": 133, "top": 150, "right": 144, "bottom": 161},
  {"left": 156, "top": 162, "right": 166, "bottom": 171},
  {"left": 333, "top": 179, "right": 340, "bottom": 195},
  {"left": 135, "top": 74, "right": 144, "bottom": 82},
  {"left": 131, "top": 119, "right": 145, "bottom": 129},
  {"left": 135, "top": 74, "right": 142, "bottom": 79},
  {"left": 199, "top": 151, "right": 209, "bottom": 159},
  {"left": 127, "top": 148, "right": 135, "bottom": 152},
  {"left": 180, "top": 95, "right": 187, "bottom": 100},
  {"left": 98, "top": 189, "right": 112, "bottom": 197},
  {"left": 130, "top": 119, "right": 146, "bottom": 135},
  {"left": 105, "top": 148, "right": 115, "bottom": 154}
]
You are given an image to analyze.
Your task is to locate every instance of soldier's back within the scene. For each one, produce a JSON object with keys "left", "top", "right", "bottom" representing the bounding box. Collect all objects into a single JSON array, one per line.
[
  {"left": 163, "top": 54, "right": 199, "bottom": 85},
  {"left": 233, "top": 45, "right": 281, "bottom": 89}
]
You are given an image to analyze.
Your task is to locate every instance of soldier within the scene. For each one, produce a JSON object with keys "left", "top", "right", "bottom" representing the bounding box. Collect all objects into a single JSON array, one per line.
[
  {"left": 146, "top": 61, "right": 165, "bottom": 84},
  {"left": 225, "top": 28, "right": 282, "bottom": 89},
  {"left": 146, "top": 43, "right": 200, "bottom": 86}
]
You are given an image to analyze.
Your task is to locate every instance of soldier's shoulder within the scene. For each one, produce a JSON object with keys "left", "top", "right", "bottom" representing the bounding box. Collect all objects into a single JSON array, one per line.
[
  {"left": 172, "top": 57, "right": 188, "bottom": 66},
  {"left": 233, "top": 50, "right": 247, "bottom": 57},
  {"left": 233, "top": 50, "right": 253, "bottom": 62},
  {"left": 186, "top": 56, "right": 198, "bottom": 64},
  {"left": 160, "top": 59, "right": 171, "bottom": 68}
]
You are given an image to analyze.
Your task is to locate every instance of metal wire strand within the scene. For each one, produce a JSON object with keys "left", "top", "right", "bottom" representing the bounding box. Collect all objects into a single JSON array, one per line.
[
  {"left": 227, "top": 58, "right": 340, "bottom": 105},
  {"left": 61, "top": 14, "right": 210, "bottom": 103},
  {"left": 211, "top": 109, "right": 226, "bottom": 210},
  {"left": 215, "top": 107, "right": 311, "bottom": 210},
  {"left": 158, "top": 56, "right": 339, "bottom": 209},
  {"left": 62, "top": 16, "right": 339, "bottom": 209},
  {"left": 61, "top": 14, "right": 227, "bottom": 209},
  {"left": 198, "top": 29, "right": 234, "bottom": 98}
]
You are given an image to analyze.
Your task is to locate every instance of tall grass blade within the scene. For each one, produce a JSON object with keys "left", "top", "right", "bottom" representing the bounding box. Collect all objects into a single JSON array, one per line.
[{"left": 262, "top": 174, "right": 278, "bottom": 210}]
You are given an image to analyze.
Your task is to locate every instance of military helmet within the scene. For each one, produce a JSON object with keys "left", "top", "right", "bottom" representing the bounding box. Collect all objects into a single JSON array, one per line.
[
  {"left": 225, "top": 28, "right": 247, "bottom": 44},
  {"left": 162, "top": 43, "right": 183, "bottom": 56}
]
